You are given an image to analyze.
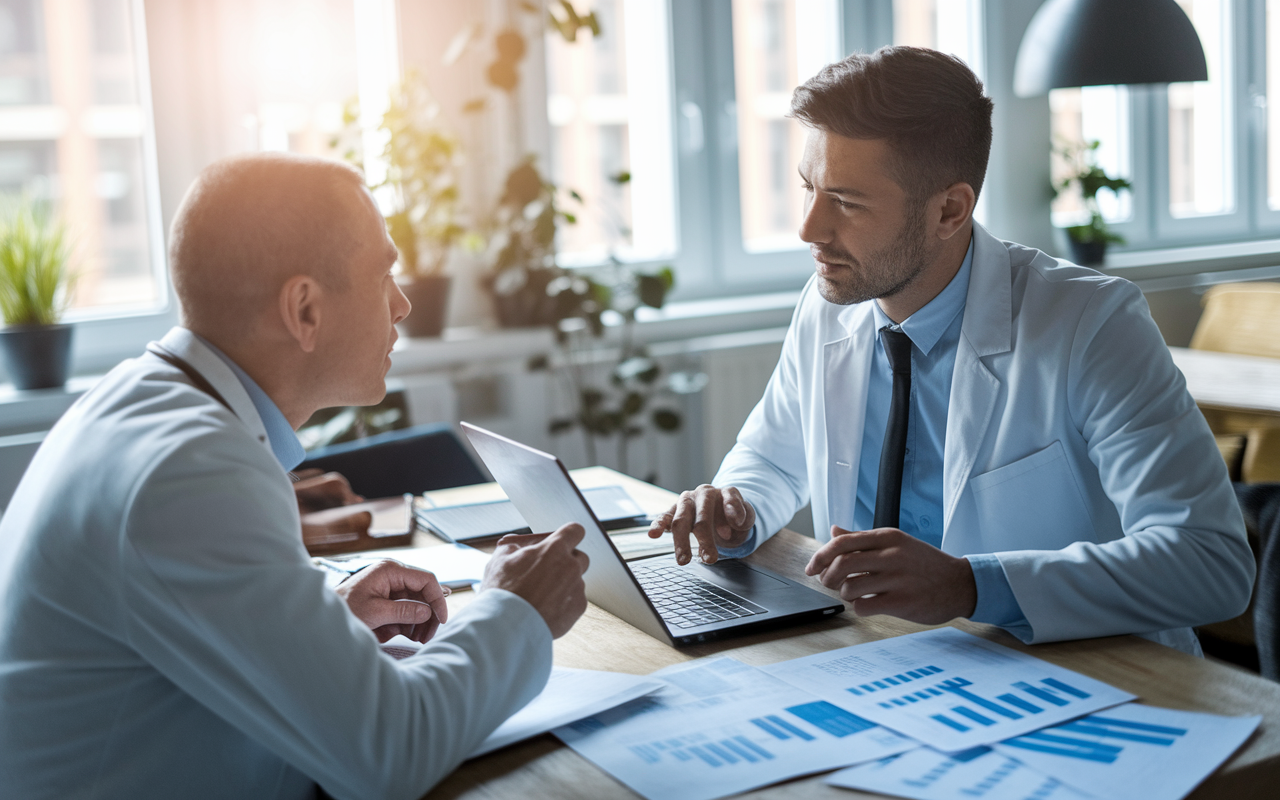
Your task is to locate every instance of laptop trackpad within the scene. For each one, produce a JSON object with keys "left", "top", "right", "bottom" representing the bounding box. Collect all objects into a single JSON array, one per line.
[{"left": 697, "top": 560, "right": 789, "bottom": 592}]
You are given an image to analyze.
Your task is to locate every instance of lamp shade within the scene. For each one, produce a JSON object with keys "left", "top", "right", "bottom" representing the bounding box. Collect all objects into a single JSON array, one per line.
[{"left": 1014, "top": 0, "right": 1208, "bottom": 97}]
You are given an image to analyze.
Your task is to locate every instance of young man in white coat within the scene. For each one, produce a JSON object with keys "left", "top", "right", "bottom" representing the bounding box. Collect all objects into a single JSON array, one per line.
[
  {"left": 649, "top": 46, "right": 1253, "bottom": 655},
  {"left": 0, "top": 154, "right": 590, "bottom": 800}
]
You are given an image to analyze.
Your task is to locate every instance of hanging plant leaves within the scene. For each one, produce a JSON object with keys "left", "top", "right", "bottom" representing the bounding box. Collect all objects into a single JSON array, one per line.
[
  {"left": 443, "top": 22, "right": 483, "bottom": 66},
  {"left": 462, "top": 97, "right": 487, "bottom": 114},
  {"left": 548, "top": 418, "right": 575, "bottom": 434},
  {"left": 622, "top": 391, "right": 645, "bottom": 415},
  {"left": 610, "top": 170, "right": 631, "bottom": 185},
  {"left": 501, "top": 161, "right": 543, "bottom": 208}
]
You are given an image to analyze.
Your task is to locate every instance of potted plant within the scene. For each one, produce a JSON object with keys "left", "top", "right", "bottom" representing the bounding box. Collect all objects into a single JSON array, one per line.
[
  {"left": 1053, "top": 139, "right": 1132, "bottom": 266},
  {"left": 335, "top": 72, "right": 465, "bottom": 337},
  {"left": 0, "top": 196, "right": 75, "bottom": 390}
]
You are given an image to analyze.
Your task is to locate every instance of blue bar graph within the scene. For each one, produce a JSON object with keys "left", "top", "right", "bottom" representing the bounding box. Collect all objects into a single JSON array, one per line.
[
  {"left": 731, "top": 736, "right": 775, "bottom": 761},
  {"left": 932, "top": 713, "right": 970, "bottom": 733},
  {"left": 688, "top": 746, "right": 721, "bottom": 767},
  {"left": 1043, "top": 678, "right": 1090, "bottom": 699},
  {"left": 704, "top": 742, "right": 738, "bottom": 764},
  {"left": 845, "top": 666, "right": 945, "bottom": 695},
  {"left": 1001, "top": 712, "right": 1188, "bottom": 764},
  {"left": 939, "top": 678, "right": 1023, "bottom": 720},
  {"left": 1015, "top": 681, "right": 1070, "bottom": 707},
  {"left": 750, "top": 717, "right": 789, "bottom": 740},
  {"left": 764, "top": 714, "right": 815, "bottom": 741},
  {"left": 998, "top": 693, "right": 1043, "bottom": 714},
  {"left": 954, "top": 706, "right": 996, "bottom": 726},
  {"left": 785, "top": 701, "right": 877, "bottom": 737}
]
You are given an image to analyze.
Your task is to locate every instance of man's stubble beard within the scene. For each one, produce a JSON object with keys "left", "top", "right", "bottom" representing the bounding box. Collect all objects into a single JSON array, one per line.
[{"left": 815, "top": 201, "right": 931, "bottom": 307}]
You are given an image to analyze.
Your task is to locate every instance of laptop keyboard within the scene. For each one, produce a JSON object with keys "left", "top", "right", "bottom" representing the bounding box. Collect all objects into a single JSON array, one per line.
[{"left": 631, "top": 562, "right": 768, "bottom": 629}]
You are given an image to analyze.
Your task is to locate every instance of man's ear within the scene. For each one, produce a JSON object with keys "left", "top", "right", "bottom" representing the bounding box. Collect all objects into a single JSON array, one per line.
[
  {"left": 933, "top": 182, "right": 977, "bottom": 241},
  {"left": 279, "top": 275, "right": 323, "bottom": 353}
]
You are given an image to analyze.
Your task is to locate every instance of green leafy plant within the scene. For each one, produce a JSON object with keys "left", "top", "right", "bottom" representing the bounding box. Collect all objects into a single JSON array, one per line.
[
  {"left": 0, "top": 196, "right": 74, "bottom": 326},
  {"left": 333, "top": 71, "right": 465, "bottom": 278},
  {"left": 1053, "top": 139, "right": 1132, "bottom": 245}
]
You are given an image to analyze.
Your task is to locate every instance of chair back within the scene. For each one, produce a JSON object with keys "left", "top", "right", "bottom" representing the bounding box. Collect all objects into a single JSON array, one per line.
[
  {"left": 1243, "top": 483, "right": 1280, "bottom": 680},
  {"left": 1191, "top": 282, "right": 1280, "bottom": 359},
  {"left": 299, "top": 423, "right": 487, "bottom": 499}
]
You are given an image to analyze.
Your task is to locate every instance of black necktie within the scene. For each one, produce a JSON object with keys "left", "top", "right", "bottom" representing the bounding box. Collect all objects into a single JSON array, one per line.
[{"left": 874, "top": 327, "right": 912, "bottom": 530}]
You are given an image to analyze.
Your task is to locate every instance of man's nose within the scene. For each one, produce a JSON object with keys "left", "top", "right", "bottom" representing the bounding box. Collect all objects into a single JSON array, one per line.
[{"left": 798, "top": 197, "right": 828, "bottom": 244}]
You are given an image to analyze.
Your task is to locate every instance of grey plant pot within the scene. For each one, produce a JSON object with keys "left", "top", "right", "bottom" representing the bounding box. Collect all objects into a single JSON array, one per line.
[
  {"left": 397, "top": 275, "right": 452, "bottom": 338},
  {"left": 0, "top": 323, "right": 73, "bottom": 390}
]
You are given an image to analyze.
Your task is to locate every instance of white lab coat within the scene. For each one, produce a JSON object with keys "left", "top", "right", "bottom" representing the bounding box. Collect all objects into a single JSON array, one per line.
[
  {"left": 715, "top": 224, "right": 1254, "bottom": 652},
  {"left": 0, "top": 329, "right": 552, "bottom": 800}
]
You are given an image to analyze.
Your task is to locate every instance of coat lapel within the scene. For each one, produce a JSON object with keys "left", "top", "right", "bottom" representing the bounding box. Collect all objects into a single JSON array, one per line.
[
  {"left": 943, "top": 225, "right": 1012, "bottom": 531},
  {"left": 824, "top": 302, "right": 875, "bottom": 534}
]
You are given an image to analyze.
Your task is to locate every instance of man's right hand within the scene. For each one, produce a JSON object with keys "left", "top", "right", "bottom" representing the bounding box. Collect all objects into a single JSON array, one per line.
[
  {"left": 647, "top": 485, "right": 756, "bottom": 566},
  {"left": 480, "top": 523, "right": 590, "bottom": 638}
]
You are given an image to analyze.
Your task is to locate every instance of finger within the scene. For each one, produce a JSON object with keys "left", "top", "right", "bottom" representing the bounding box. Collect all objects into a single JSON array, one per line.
[
  {"left": 805, "top": 527, "right": 888, "bottom": 575},
  {"left": 837, "top": 571, "right": 895, "bottom": 602},
  {"left": 820, "top": 550, "right": 883, "bottom": 589},
  {"left": 692, "top": 489, "right": 721, "bottom": 564},
  {"left": 571, "top": 549, "right": 590, "bottom": 575},
  {"left": 495, "top": 532, "right": 550, "bottom": 552},
  {"left": 721, "top": 487, "right": 755, "bottom": 531},
  {"left": 543, "top": 522, "right": 586, "bottom": 551},
  {"left": 850, "top": 592, "right": 900, "bottom": 618},
  {"left": 293, "top": 468, "right": 325, "bottom": 481},
  {"left": 363, "top": 598, "right": 433, "bottom": 631},
  {"left": 670, "top": 493, "right": 696, "bottom": 565},
  {"left": 385, "top": 565, "right": 452, "bottom": 627},
  {"left": 647, "top": 508, "right": 674, "bottom": 539}
]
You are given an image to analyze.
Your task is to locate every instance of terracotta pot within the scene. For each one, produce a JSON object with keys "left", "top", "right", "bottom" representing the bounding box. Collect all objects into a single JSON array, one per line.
[
  {"left": 0, "top": 323, "right": 73, "bottom": 390},
  {"left": 397, "top": 275, "right": 452, "bottom": 338}
]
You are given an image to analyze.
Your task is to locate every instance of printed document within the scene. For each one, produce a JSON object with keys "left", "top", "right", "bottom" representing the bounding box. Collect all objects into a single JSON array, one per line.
[
  {"left": 763, "top": 628, "right": 1134, "bottom": 751},
  {"left": 827, "top": 745, "right": 1090, "bottom": 800},
  {"left": 472, "top": 667, "right": 664, "bottom": 757},
  {"left": 991, "top": 702, "right": 1260, "bottom": 800},
  {"left": 554, "top": 657, "right": 916, "bottom": 800}
]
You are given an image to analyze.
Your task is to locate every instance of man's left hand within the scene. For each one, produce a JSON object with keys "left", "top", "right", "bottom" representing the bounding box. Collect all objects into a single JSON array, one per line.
[
  {"left": 336, "top": 560, "right": 450, "bottom": 644},
  {"left": 805, "top": 527, "right": 977, "bottom": 625}
]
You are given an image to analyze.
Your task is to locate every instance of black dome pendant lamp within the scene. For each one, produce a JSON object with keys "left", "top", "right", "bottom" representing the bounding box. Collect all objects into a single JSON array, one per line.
[{"left": 1014, "top": 0, "right": 1209, "bottom": 97}]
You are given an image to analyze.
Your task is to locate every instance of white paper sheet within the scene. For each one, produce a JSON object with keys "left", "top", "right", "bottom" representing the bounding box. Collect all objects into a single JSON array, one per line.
[
  {"left": 763, "top": 628, "right": 1134, "bottom": 751},
  {"left": 472, "top": 667, "right": 664, "bottom": 757},
  {"left": 827, "top": 745, "right": 1090, "bottom": 800},
  {"left": 340, "top": 543, "right": 490, "bottom": 588},
  {"left": 990, "top": 702, "right": 1260, "bottom": 800},
  {"left": 553, "top": 657, "right": 917, "bottom": 800}
]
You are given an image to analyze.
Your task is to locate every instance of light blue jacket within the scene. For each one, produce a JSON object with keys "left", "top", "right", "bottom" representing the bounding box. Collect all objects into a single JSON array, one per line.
[
  {"left": 714, "top": 223, "right": 1254, "bottom": 653},
  {"left": 0, "top": 328, "right": 552, "bottom": 800}
]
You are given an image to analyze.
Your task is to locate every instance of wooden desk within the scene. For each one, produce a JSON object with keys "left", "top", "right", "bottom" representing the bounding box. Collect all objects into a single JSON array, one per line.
[
  {"left": 1170, "top": 346, "right": 1280, "bottom": 417},
  {"left": 419, "top": 468, "right": 1280, "bottom": 800}
]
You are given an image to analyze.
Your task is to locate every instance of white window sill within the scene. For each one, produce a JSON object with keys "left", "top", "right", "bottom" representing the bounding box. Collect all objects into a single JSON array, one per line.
[{"left": 1102, "top": 237, "right": 1280, "bottom": 290}]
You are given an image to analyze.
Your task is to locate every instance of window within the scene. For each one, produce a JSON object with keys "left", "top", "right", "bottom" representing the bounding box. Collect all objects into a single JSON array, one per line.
[
  {"left": 0, "top": 0, "right": 164, "bottom": 317},
  {"left": 1046, "top": 0, "right": 1280, "bottom": 251},
  {"left": 545, "top": 0, "right": 677, "bottom": 266},
  {"left": 538, "top": 0, "right": 982, "bottom": 299}
]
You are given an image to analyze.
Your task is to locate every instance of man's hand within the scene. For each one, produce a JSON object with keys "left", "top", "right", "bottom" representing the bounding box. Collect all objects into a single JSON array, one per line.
[
  {"left": 806, "top": 526, "right": 977, "bottom": 625},
  {"left": 647, "top": 485, "right": 755, "bottom": 566},
  {"left": 481, "top": 523, "right": 590, "bottom": 639},
  {"left": 293, "top": 469, "right": 363, "bottom": 514},
  {"left": 336, "top": 560, "right": 450, "bottom": 644}
]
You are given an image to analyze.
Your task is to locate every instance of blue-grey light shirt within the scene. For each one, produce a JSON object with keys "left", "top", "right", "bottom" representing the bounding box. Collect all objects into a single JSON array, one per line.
[
  {"left": 856, "top": 238, "right": 1028, "bottom": 634},
  {"left": 195, "top": 334, "right": 306, "bottom": 472}
]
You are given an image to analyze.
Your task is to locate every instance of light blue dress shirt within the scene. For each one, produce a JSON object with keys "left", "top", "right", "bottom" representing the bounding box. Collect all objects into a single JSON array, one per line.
[
  {"left": 855, "top": 238, "right": 1028, "bottom": 633},
  {"left": 195, "top": 334, "right": 306, "bottom": 472}
]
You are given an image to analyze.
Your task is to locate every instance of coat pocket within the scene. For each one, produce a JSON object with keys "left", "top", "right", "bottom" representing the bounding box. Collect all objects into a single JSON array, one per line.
[{"left": 968, "top": 440, "right": 1095, "bottom": 552}]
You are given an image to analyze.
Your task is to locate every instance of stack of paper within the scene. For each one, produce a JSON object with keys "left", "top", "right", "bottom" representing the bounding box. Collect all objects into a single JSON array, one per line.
[
  {"left": 554, "top": 657, "right": 915, "bottom": 800},
  {"left": 552, "top": 628, "right": 1259, "bottom": 800}
]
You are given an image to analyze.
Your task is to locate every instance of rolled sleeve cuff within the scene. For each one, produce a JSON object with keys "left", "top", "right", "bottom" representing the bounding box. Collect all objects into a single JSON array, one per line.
[
  {"left": 967, "top": 553, "right": 1033, "bottom": 642},
  {"left": 715, "top": 526, "right": 759, "bottom": 560}
]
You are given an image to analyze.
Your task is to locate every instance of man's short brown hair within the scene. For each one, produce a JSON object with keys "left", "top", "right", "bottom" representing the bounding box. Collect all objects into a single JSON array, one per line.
[{"left": 790, "top": 46, "right": 994, "bottom": 201}]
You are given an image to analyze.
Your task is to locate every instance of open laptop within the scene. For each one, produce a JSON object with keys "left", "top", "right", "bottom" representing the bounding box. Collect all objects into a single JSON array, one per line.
[{"left": 462, "top": 423, "right": 844, "bottom": 646}]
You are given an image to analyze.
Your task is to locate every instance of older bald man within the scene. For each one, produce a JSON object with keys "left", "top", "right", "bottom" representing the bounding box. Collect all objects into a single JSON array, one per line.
[{"left": 0, "top": 153, "right": 589, "bottom": 800}]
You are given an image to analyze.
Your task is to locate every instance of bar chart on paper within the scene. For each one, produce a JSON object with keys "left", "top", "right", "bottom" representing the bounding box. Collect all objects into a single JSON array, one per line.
[
  {"left": 827, "top": 745, "right": 1091, "bottom": 800},
  {"left": 763, "top": 628, "right": 1134, "bottom": 751},
  {"left": 555, "top": 658, "right": 916, "bottom": 800},
  {"left": 991, "top": 703, "right": 1261, "bottom": 800}
]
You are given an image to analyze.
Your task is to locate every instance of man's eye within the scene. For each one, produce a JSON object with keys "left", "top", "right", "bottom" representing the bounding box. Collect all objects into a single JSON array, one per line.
[
  {"left": 835, "top": 198, "right": 857, "bottom": 210},
  {"left": 801, "top": 182, "right": 813, "bottom": 192}
]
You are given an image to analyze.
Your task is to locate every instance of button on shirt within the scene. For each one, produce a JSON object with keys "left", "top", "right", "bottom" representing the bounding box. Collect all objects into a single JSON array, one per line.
[{"left": 856, "top": 238, "right": 1029, "bottom": 634}]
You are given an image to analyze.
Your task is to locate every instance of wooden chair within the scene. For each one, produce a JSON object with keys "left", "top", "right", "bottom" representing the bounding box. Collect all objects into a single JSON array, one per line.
[{"left": 1191, "top": 282, "right": 1280, "bottom": 359}]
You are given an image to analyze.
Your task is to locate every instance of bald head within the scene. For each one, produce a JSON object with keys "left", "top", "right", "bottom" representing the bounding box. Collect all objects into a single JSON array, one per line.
[{"left": 169, "top": 153, "right": 374, "bottom": 343}]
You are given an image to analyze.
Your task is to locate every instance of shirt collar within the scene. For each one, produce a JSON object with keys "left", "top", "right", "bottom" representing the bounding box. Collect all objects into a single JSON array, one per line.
[
  {"left": 191, "top": 332, "right": 306, "bottom": 472},
  {"left": 873, "top": 234, "right": 975, "bottom": 356}
]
